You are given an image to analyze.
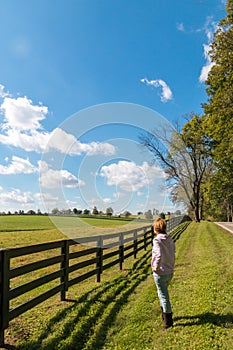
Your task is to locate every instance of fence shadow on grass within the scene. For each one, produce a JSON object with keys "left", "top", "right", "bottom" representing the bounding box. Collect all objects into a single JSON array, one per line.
[
  {"left": 174, "top": 312, "right": 233, "bottom": 328},
  {"left": 17, "top": 251, "right": 151, "bottom": 350}
]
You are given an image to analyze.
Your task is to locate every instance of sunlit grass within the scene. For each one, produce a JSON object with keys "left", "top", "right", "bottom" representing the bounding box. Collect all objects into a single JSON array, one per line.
[
  {"left": 3, "top": 221, "right": 232, "bottom": 350},
  {"left": 0, "top": 215, "right": 150, "bottom": 248},
  {"left": 102, "top": 222, "right": 233, "bottom": 350}
]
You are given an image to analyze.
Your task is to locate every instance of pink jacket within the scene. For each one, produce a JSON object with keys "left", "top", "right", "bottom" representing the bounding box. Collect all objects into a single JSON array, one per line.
[{"left": 151, "top": 233, "right": 175, "bottom": 275}]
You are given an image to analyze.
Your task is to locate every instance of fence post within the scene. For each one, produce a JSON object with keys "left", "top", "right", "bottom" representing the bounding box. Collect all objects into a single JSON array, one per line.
[
  {"left": 96, "top": 237, "right": 103, "bottom": 283},
  {"left": 0, "top": 249, "right": 10, "bottom": 346},
  {"left": 143, "top": 228, "right": 147, "bottom": 250},
  {"left": 119, "top": 233, "right": 124, "bottom": 270},
  {"left": 133, "top": 230, "right": 137, "bottom": 259},
  {"left": 60, "top": 240, "right": 69, "bottom": 301},
  {"left": 151, "top": 226, "right": 154, "bottom": 245}
]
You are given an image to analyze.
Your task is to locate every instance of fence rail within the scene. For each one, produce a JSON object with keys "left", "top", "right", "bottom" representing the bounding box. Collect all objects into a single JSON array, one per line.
[{"left": 0, "top": 216, "right": 190, "bottom": 346}]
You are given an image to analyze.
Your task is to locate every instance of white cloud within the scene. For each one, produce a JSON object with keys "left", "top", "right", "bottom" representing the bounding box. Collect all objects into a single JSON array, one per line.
[
  {"left": 102, "top": 198, "right": 112, "bottom": 204},
  {"left": 39, "top": 161, "right": 86, "bottom": 189},
  {"left": 49, "top": 128, "right": 115, "bottom": 156},
  {"left": 137, "top": 191, "right": 144, "bottom": 196},
  {"left": 0, "top": 128, "right": 49, "bottom": 153},
  {"left": 0, "top": 89, "right": 116, "bottom": 156},
  {"left": 0, "top": 96, "right": 116, "bottom": 156},
  {"left": 140, "top": 78, "right": 173, "bottom": 102},
  {"left": 177, "top": 23, "right": 185, "bottom": 32},
  {"left": 99, "top": 160, "right": 165, "bottom": 192},
  {"left": 0, "top": 126, "right": 116, "bottom": 156},
  {"left": 113, "top": 192, "right": 125, "bottom": 199},
  {"left": 199, "top": 46, "right": 215, "bottom": 82},
  {"left": 0, "top": 111, "right": 115, "bottom": 157},
  {"left": 0, "top": 188, "right": 34, "bottom": 205},
  {"left": 0, "top": 156, "right": 38, "bottom": 174},
  {"left": 1, "top": 96, "right": 48, "bottom": 130},
  {"left": 85, "top": 142, "right": 116, "bottom": 156},
  {"left": 199, "top": 17, "right": 217, "bottom": 82},
  {"left": 0, "top": 84, "right": 9, "bottom": 98},
  {"left": 34, "top": 191, "right": 58, "bottom": 203}
]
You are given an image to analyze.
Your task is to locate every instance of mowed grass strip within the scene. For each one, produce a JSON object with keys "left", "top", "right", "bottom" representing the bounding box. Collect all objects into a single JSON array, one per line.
[{"left": 102, "top": 221, "right": 233, "bottom": 350}]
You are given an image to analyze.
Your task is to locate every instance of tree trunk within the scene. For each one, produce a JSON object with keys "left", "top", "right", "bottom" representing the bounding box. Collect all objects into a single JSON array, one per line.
[
  {"left": 228, "top": 203, "right": 232, "bottom": 222},
  {"left": 193, "top": 184, "right": 200, "bottom": 222},
  {"left": 199, "top": 194, "right": 204, "bottom": 220},
  {"left": 194, "top": 205, "right": 200, "bottom": 222}
]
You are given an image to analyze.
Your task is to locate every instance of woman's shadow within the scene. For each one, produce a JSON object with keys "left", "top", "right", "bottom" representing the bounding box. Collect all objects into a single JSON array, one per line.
[{"left": 174, "top": 312, "right": 233, "bottom": 327}]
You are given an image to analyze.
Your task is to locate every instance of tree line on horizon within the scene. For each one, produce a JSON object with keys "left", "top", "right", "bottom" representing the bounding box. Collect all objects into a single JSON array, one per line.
[
  {"left": 140, "top": 0, "right": 233, "bottom": 222},
  {"left": 0, "top": 206, "right": 182, "bottom": 220}
]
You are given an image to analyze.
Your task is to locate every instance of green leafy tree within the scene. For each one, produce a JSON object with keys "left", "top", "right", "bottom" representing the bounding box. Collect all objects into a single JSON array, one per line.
[
  {"left": 51, "top": 208, "right": 60, "bottom": 215},
  {"left": 73, "top": 208, "right": 82, "bottom": 215},
  {"left": 83, "top": 209, "right": 90, "bottom": 215},
  {"left": 27, "top": 210, "right": 36, "bottom": 215},
  {"left": 123, "top": 211, "right": 131, "bottom": 217},
  {"left": 145, "top": 210, "right": 153, "bottom": 220},
  {"left": 159, "top": 212, "right": 166, "bottom": 219},
  {"left": 202, "top": 0, "right": 233, "bottom": 220},
  {"left": 106, "top": 207, "right": 113, "bottom": 216},
  {"left": 204, "top": 0, "right": 233, "bottom": 155},
  {"left": 73, "top": 208, "right": 78, "bottom": 214},
  {"left": 203, "top": 168, "right": 233, "bottom": 221},
  {"left": 92, "top": 206, "right": 99, "bottom": 215}
]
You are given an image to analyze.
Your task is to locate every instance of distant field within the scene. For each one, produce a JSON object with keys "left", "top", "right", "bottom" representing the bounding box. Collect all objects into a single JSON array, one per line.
[
  {"left": 0, "top": 215, "right": 151, "bottom": 248},
  {"left": 0, "top": 215, "right": 56, "bottom": 231}
]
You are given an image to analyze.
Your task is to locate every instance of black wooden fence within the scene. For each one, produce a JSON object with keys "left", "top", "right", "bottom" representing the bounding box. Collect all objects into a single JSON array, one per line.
[{"left": 0, "top": 216, "right": 190, "bottom": 346}]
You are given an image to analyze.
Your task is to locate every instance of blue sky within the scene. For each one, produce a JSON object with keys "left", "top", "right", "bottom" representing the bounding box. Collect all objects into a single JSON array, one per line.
[{"left": 0, "top": 0, "right": 226, "bottom": 215}]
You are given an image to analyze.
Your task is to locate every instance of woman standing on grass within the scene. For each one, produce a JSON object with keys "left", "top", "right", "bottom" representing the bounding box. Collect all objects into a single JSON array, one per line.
[{"left": 151, "top": 218, "right": 175, "bottom": 329}]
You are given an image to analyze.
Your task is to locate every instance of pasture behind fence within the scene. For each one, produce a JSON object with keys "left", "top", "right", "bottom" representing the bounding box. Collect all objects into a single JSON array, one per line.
[{"left": 0, "top": 216, "right": 190, "bottom": 346}]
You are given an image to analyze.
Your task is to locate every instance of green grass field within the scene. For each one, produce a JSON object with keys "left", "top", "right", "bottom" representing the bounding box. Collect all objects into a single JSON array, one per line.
[
  {"left": 1, "top": 220, "right": 233, "bottom": 349},
  {"left": 0, "top": 215, "right": 149, "bottom": 248}
]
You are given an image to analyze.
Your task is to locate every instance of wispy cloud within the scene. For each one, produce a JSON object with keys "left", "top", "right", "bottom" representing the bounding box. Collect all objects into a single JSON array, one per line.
[
  {"left": 0, "top": 156, "right": 37, "bottom": 174},
  {"left": 199, "top": 16, "right": 217, "bottom": 83},
  {"left": 140, "top": 78, "right": 173, "bottom": 102},
  {"left": 0, "top": 186, "right": 34, "bottom": 206},
  {"left": 176, "top": 22, "right": 185, "bottom": 32},
  {"left": 0, "top": 84, "right": 9, "bottom": 98}
]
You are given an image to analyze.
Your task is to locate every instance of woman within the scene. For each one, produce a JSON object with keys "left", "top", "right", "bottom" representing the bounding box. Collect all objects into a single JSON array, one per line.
[{"left": 151, "top": 218, "right": 175, "bottom": 329}]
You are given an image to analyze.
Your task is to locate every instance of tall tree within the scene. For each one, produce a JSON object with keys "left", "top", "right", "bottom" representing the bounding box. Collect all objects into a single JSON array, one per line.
[
  {"left": 92, "top": 206, "right": 99, "bottom": 215},
  {"left": 140, "top": 114, "right": 212, "bottom": 222},
  {"left": 203, "top": 169, "right": 233, "bottom": 221},
  {"left": 106, "top": 207, "right": 113, "bottom": 216},
  {"left": 203, "top": 0, "right": 233, "bottom": 221}
]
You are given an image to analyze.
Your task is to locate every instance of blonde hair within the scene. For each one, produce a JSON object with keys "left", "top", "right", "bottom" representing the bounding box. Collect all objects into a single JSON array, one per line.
[{"left": 153, "top": 218, "right": 167, "bottom": 233}]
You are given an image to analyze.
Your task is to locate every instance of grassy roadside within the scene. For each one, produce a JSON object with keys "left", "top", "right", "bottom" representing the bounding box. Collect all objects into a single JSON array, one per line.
[
  {"left": 2, "top": 221, "right": 233, "bottom": 349},
  {"left": 102, "top": 221, "right": 233, "bottom": 350}
]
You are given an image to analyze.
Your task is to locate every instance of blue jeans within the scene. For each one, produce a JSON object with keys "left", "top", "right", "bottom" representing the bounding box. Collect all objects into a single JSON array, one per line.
[{"left": 153, "top": 273, "right": 173, "bottom": 313}]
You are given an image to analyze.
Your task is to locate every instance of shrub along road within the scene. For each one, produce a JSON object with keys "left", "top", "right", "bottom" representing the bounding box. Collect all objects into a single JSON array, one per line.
[{"left": 6, "top": 222, "right": 233, "bottom": 350}]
